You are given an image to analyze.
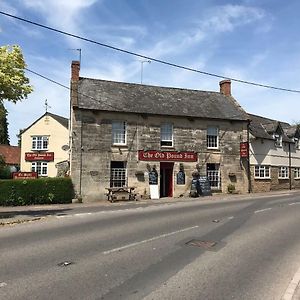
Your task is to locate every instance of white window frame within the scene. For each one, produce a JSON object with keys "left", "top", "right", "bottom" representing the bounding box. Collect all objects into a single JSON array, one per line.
[
  {"left": 278, "top": 166, "right": 289, "bottom": 179},
  {"left": 294, "top": 138, "right": 300, "bottom": 150},
  {"left": 110, "top": 168, "right": 127, "bottom": 187},
  {"left": 207, "top": 127, "right": 219, "bottom": 149},
  {"left": 32, "top": 136, "right": 49, "bottom": 150},
  {"left": 160, "top": 123, "right": 173, "bottom": 147},
  {"left": 274, "top": 134, "right": 282, "bottom": 148},
  {"left": 254, "top": 165, "right": 270, "bottom": 179},
  {"left": 31, "top": 162, "right": 48, "bottom": 176},
  {"left": 294, "top": 167, "right": 300, "bottom": 179},
  {"left": 112, "top": 121, "right": 126, "bottom": 145}
]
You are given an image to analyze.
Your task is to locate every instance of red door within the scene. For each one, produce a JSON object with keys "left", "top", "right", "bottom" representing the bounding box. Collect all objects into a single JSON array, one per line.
[{"left": 160, "top": 162, "right": 174, "bottom": 197}]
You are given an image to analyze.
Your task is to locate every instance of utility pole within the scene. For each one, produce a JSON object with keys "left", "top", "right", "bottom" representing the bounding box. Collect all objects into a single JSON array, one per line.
[{"left": 140, "top": 60, "right": 151, "bottom": 84}]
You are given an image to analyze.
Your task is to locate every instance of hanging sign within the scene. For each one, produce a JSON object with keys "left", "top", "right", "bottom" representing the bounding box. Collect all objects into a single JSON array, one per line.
[{"left": 240, "top": 142, "right": 249, "bottom": 158}]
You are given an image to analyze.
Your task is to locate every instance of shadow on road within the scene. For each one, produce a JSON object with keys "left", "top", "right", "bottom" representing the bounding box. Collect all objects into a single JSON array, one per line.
[{"left": 0, "top": 208, "right": 72, "bottom": 219}]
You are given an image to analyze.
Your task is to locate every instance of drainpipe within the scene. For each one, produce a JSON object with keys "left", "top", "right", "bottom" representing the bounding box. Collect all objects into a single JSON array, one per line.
[
  {"left": 289, "top": 142, "right": 292, "bottom": 190},
  {"left": 247, "top": 120, "right": 252, "bottom": 193},
  {"left": 79, "top": 109, "right": 83, "bottom": 197}
]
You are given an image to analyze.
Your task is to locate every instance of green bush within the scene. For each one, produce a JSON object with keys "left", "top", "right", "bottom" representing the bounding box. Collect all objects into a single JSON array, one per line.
[{"left": 0, "top": 177, "right": 74, "bottom": 206}]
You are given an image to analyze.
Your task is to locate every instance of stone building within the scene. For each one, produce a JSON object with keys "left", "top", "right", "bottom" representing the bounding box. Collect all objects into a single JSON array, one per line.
[
  {"left": 249, "top": 114, "right": 300, "bottom": 192},
  {"left": 70, "top": 61, "right": 250, "bottom": 201}
]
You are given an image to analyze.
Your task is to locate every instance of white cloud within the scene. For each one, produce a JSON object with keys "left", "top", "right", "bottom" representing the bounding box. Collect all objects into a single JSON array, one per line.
[{"left": 21, "top": 0, "right": 98, "bottom": 33}]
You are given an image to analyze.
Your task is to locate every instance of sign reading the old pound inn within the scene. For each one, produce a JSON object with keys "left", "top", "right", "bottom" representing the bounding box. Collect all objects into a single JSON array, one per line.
[
  {"left": 138, "top": 150, "right": 197, "bottom": 162},
  {"left": 25, "top": 152, "right": 54, "bottom": 161},
  {"left": 240, "top": 142, "right": 249, "bottom": 158}
]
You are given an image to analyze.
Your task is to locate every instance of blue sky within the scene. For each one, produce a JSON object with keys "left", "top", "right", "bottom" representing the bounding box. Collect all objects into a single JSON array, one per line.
[{"left": 1, "top": 0, "right": 300, "bottom": 145}]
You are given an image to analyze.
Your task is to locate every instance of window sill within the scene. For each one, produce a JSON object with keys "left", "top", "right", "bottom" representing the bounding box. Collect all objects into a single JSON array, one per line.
[
  {"left": 112, "top": 144, "right": 127, "bottom": 148},
  {"left": 254, "top": 177, "right": 271, "bottom": 180},
  {"left": 161, "top": 146, "right": 174, "bottom": 149},
  {"left": 207, "top": 148, "right": 220, "bottom": 151},
  {"left": 278, "top": 178, "right": 289, "bottom": 180}
]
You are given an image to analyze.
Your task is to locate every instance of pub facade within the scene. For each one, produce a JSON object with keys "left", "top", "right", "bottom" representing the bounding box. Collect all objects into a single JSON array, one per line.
[{"left": 70, "top": 61, "right": 250, "bottom": 201}]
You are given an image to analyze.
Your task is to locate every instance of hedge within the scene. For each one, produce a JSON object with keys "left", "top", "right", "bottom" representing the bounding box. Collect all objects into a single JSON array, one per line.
[{"left": 0, "top": 177, "right": 75, "bottom": 206}]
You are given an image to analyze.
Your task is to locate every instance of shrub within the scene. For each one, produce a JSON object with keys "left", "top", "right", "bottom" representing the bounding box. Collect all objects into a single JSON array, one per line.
[{"left": 0, "top": 177, "right": 74, "bottom": 206}]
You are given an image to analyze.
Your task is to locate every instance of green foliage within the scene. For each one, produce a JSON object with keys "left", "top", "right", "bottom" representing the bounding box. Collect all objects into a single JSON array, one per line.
[
  {"left": 0, "top": 101, "right": 9, "bottom": 144},
  {"left": 0, "top": 178, "right": 74, "bottom": 206},
  {"left": 0, "top": 155, "right": 11, "bottom": 179},
  {"left": 0, "top": 45, "right": 33, "bottom": 103}
]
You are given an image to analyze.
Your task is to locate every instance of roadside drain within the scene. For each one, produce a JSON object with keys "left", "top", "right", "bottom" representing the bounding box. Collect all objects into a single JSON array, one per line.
[{"left": 185, "top": 239, "right": 217, "bottom": 250}]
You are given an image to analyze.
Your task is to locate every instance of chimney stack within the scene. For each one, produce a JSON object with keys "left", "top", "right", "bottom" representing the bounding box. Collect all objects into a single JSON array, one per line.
[
  {"left": 71, "top": 60, "right": 80, "bottom": 81},
  {"left": 219, "top": 79, "right": 231, "bottom": 96}
]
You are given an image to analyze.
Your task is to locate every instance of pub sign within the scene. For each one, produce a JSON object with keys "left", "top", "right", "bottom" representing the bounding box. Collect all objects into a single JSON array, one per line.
[
  {"left": 138, "top": 150, "right": 197, "bottom": 162},
  {"left": 25, "top": 152, "right": 54, "bottom": 161}
]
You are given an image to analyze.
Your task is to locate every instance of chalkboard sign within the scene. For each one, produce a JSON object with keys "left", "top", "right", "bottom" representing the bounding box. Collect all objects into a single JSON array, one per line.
[
  {"left": 198, "top": 176, "right": 212, "bottom": 196},
  {"left": 176, "top": 170, "right": 185, "bottom": 185},
  {"left": 149, "top": 169, "right": 158, "bottom": 185}
]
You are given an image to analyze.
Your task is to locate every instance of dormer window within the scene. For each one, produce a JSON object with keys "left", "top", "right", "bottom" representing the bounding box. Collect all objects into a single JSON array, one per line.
[{"left": 274, "top": 134, "right": 282, "bottom": 147}]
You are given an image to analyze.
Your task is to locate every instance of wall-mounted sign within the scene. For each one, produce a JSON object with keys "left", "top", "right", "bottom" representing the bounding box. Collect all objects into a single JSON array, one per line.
[
  {"left": 240, "top": 142, "right": 249, "bottom": 158},
  {"left": 25, "top": 152, "right": 54, "bottom": 161},
  {"left": 138, "top": 150, "right": 197, "bottom": 162},
  {"left": 13, "top": 172, "right": 38, "bottom": 179}
]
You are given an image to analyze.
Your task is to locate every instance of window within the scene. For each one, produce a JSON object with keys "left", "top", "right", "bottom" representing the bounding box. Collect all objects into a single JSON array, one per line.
[
  {"left": 207, "top": 127, "right": 219, "bottom": 149},
  {"left": 254, "top": 165, "right": 270, "bottom": 179},
  {"left": 32, "top": 136, "right": 48, "bottom": 150},
  {"left": 31, "top": 162, "right": 48, "bottom": 176},
  {"left": 274, "top": 134, "right": 282, "bottom": 147},
  {"left": 110, "top": 161, "right": 127, "bottom": 187},
  {"left": 294, "top": 167, "right": 300, "bottom": 179},
  {"left": 112, "top": 121, "right": 126, "bottom": 145},
  {"left": 278, "top": 166, "right": 289, "bottom": 179},
  {"left": 161, "top": 123, "right": 173, "bottom": 147},
  {"left": 207, "top": 163, "right": 221, "bottom": 189}
]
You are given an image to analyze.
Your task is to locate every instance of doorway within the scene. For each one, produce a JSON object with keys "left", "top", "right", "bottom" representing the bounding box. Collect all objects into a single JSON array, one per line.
[{"left": 160, "top": 162, "right": 174, "bottom": 197}]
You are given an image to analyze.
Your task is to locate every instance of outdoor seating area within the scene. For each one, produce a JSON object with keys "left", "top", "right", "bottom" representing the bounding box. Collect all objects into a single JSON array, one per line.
[{"left": 105, "top": 187, "right": 137, "bottom": 202}]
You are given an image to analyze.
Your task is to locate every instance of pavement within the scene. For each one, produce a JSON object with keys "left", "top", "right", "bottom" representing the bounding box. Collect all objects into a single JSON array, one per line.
[{"left": 1, "top": 189, "right": 300, "bottom": 299}]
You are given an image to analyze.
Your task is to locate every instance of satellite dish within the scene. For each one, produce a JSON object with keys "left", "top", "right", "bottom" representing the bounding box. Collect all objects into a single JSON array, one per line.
[{"left": 62, "top": 145, "right": 70, "bottom": 151}]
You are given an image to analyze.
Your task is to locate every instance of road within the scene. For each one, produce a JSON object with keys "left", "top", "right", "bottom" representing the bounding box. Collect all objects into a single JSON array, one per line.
[{"left": 0, "top": 192, "right": 300, "bottom": 299}]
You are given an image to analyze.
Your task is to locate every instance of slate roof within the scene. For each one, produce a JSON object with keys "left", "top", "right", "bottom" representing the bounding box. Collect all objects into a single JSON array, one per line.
[
  {"left": 248, "top": 113, "right": 294, "bottom": 142},
  {"left": 22, "top": 112, "right": 68, "bottom": 135},
  {"left": 77, "top": 78, "right": 249, "bottom": 121},
  {"left": 0, "top": 145, "right": 20, "bottom": 165}
]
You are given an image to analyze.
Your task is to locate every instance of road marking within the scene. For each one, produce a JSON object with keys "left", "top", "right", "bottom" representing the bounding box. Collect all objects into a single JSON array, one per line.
[
  {"left": 254, "top": 208, "right": 272, "bottom": 214},
  {"left": 0, "top": 282, "right": 7, "bottom": 288},
  {"left": 228, "top": 216, "right": 234, "bottom": 220},
  {"left": 281, "top": 266, "right": 300, "bottom": 300},
  {"left": 289, "top": 202, "right": 300, "bottom": 206},
  {"left": 102, "top": 225, "right": 199, "bottom": 255}
]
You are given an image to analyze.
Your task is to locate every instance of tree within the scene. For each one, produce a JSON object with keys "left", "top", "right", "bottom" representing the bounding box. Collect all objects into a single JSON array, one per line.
[
  {"left": 0, "top": 45, "right": 33, "bottom": 103},
  {"left": 0, "top": 45, "right": 33, "bottom": 145},
  {"left": 0, "top": 102, "right": 9, "bottom": 144}
]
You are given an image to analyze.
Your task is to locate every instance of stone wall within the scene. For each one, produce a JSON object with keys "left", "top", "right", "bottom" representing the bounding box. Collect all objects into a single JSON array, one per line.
[{"left": 71, "top": 109, "right": 249, "bottom": 201}]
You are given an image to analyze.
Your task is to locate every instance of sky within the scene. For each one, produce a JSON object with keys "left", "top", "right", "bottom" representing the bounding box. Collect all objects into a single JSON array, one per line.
[{"left": 1, "top": 0, "right": 300, "bottom": 145}]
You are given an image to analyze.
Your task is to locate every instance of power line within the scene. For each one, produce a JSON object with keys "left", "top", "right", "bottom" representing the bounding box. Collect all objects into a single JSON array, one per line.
[{"left": 1, "top": 10, "right": 300, "bottom": 94}]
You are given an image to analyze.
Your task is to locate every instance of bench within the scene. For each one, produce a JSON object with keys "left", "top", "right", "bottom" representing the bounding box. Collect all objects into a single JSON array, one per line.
[{"left": 106, "top": 187, "right": 137, "bottom": 203}]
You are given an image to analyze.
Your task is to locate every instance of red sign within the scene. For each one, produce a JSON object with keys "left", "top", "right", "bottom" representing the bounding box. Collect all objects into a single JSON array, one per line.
[
  {"left": 240, "top": 142, "right": 249, "bottom": 158},
  {"left": 13, "top": 172, "right": 38, "bottom": 179},
  {"left": 25, "top": 152, "right": 54, "bottom": 161},
  {"left": 138, "top": 150, "right": 197, "bottom": 162}
]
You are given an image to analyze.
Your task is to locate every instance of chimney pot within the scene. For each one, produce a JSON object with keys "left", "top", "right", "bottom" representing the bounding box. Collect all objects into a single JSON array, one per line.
[
  {"left": 71, "top": 60, "right": 80, "bottom": 81},
  {"left": 219, "top": 79, "right": 231, "bottom": 96}
]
